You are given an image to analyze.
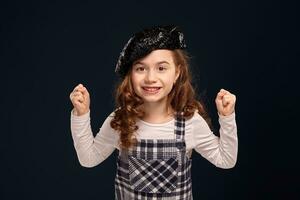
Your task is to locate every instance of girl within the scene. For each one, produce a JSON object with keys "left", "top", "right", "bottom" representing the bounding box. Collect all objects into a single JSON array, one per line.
[{"left": 69, "top": 25, "right": 238, "bottom": 199}]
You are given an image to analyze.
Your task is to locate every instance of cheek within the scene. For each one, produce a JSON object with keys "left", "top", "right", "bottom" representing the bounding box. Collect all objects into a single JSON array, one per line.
[
  {"left": 164, "top": 73, "right": 176, "bottom": 86},
  {"left": 130, "top": 74, "right": 141, "bottom": 90},
  {"left": 165, "top": 78, "right": 174, "bottom": 86}
]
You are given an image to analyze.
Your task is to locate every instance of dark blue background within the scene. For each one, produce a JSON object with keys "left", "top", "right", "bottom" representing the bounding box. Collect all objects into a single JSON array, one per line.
[{"left": 1, "top": 0, "right": 298, "bottom": 199}]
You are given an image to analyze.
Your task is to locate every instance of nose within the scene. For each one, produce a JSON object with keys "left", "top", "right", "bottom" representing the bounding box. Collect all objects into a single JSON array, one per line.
[{"left": 145, "top": 69, "right": 157, "bottom": 83}]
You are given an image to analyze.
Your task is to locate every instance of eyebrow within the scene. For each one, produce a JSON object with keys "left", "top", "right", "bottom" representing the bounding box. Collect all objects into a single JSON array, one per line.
[{"left": 133, "top": 61, "right": 170, "bottom": 65}]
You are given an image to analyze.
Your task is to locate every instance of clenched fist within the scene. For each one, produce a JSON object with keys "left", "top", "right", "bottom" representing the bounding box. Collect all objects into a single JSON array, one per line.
[
  {"left": 69, "top": 83, "right": 90, "bottom": 116},
  {"left": 215, "top": 89, "right": 236, "bottom": 116}
]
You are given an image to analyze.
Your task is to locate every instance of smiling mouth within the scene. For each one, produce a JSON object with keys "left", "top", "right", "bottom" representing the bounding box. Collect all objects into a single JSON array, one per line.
[{"left": 142, "top": 87, "right": 161, "bottom": 93}]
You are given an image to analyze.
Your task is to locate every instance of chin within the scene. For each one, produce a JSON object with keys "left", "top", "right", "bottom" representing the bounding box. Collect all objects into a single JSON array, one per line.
[{"left": 142, "top": 96, "right": 167, "bottom": 104}]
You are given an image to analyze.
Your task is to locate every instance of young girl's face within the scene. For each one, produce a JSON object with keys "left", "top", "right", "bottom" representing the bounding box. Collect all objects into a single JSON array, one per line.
[{"left": 130, "top": 49, "right": 180, "bottom": 106}]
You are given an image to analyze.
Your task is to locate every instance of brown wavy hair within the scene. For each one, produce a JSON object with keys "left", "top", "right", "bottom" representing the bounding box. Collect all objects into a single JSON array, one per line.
[{"left": 110, "top": 49, "right": 213, "bottom": 150}]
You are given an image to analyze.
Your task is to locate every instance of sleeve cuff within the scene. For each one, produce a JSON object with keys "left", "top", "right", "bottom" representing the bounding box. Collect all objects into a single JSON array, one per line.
[
  {"left": 218, "top": 111, "right": 235, "bottom": 121},
  {"left": 70, "top": 109, "right": 90, "bottom": 121}
]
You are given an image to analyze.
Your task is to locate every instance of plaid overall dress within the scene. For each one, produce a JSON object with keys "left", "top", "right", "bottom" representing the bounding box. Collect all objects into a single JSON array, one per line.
[{"left": 114, "top": 114, "right": 193, "bottom": 199}]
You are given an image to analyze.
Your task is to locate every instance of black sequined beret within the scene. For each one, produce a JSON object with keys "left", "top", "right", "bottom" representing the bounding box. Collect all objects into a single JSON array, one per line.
[{"left": 115, "top": 25, "right": 187, "bottom": 78}]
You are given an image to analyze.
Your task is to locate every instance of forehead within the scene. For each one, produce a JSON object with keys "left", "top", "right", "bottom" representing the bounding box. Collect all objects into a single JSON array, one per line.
[{"left": 133, "top": 49, "right": 175, "bottom": 65}]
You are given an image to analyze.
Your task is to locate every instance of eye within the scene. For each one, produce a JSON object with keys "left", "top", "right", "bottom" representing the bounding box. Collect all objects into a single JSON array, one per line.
[
  {"left": 135, "top": 66, "right": 145, "bottom": 72},
  {"left": 158, "top": 66, "right": 167, "bottom": 71}
]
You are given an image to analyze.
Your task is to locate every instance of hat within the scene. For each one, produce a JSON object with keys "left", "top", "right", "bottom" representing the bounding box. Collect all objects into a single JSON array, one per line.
[{"left": 115, "top": 25, "right": 187, "bottom": 78}]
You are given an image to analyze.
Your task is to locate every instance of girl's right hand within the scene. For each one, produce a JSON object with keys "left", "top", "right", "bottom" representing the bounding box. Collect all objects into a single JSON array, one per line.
[{"left": 69, "top": 83, "right": 90, "bottom": 116}]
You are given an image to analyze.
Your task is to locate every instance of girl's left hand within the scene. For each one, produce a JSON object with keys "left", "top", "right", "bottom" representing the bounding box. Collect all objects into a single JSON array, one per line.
[{"left": 215, "top": 89, "right": 236, "bottom": 116}]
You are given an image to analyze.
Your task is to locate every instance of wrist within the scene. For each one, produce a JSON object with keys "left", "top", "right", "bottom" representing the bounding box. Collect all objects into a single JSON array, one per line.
[
  {"left": 73, "top": 108, "right": 89, "bottom": 116},
  {"left": 218, "top": 110, "right": 234, "bottom": 117}
]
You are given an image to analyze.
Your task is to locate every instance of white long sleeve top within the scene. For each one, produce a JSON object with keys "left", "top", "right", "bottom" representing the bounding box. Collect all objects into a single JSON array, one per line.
[{"left": 70, "top": 109, "right": 238, "bottom": 169}]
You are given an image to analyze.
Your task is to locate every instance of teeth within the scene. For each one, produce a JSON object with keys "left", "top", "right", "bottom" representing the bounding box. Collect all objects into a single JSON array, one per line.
[{"left": 143, "top": 87, "right": 160, "bottom": 91}]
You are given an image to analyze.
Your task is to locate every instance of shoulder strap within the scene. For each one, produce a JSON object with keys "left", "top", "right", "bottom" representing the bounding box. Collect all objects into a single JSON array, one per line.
[{"left": 174, "top": 112, "right": 185, "bottom": 140}]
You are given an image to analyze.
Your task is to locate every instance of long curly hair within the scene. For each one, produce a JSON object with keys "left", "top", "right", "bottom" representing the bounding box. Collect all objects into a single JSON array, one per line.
[{"left": 110, "top": 49, "right": 213, "bottom": 150}]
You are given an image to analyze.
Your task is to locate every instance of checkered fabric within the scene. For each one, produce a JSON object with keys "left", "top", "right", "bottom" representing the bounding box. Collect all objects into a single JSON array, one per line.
[{"left": 114, "top": 114, "right": 193, "bottom": 200}]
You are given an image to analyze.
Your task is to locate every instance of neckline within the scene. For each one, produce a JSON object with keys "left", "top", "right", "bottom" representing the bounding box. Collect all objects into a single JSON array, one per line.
[{"left": 138, "top": 117, "right": 175, "bottom": 127}]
